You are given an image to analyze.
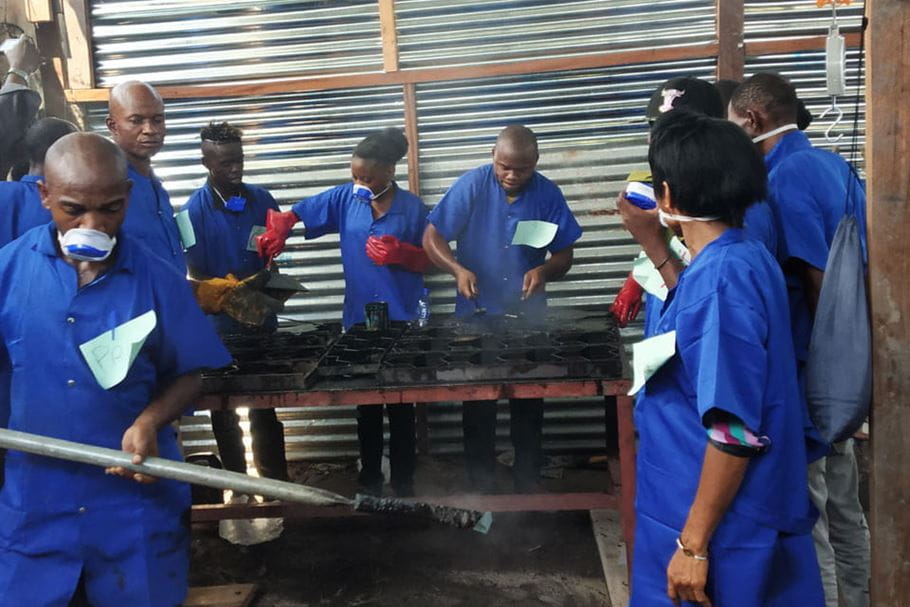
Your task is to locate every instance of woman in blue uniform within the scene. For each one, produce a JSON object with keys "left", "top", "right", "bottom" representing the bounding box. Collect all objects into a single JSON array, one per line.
[
  {"left": 258, "top": 128, "right": 429, "bottom": 496},
  {"left": 619, "top": 111, "right": 824, "bottom": 606}
]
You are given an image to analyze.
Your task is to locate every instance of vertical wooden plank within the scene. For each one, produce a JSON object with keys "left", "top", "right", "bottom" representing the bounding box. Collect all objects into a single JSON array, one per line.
[
  {"left": 34, "top": 22, "right": 67, "bottom": 118},
  {"left": 26, "top": 0, "right": 54, "bottom": 23},
  {"left": 378, "top": 0, "right": 400, "bottom": 73},
  {"left": 866, "top": 1, "right": 910, "bottom": 605},
  {"left": 61, "top": 0, "right": 94, "bottom": 89},
  {"left": 402, "top": 82, "right": 421, "bottom": 197},
  {"left": 716, "top": 0, "right": 745, "bottom": 81}
]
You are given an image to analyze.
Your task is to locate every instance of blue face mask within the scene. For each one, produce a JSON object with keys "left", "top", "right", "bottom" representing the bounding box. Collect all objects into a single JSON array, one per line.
[{"left": 224, "top": 195, "right": 246, "bottom": 212}]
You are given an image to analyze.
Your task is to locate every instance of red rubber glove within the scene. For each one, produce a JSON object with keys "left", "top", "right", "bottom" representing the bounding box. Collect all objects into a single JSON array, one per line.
[
  {"left": 611, "top": 272, "right": 644, "bottom": 328},
  {"left": 256, "top": 209, "right": 299, "bottom": 260},
  {"left": 365, "top": 235, "right": 431, "bottom": 273}
]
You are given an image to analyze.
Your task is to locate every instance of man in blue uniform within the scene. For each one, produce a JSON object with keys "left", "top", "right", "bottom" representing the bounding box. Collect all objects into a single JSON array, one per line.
[
  {"left": 106, "top": 80, "right": 186, "bottom": 273},
  {"left": 183, "top": 121, "right": 288, "bottom": 482},
  {"left": 730, "top": 72, "right": 870, "bottom": 607},
  {"left": 0, "top": 117, "right": 78, "bottom": 247},
  {"left": 423, "top": 125, "right": 582, "bottom": 493},
  {"left": 0, "top": 132, "right": 231, "bottom": 605},
  {"left": 622, "top": 110, "right": 824, "bottom": 607}
]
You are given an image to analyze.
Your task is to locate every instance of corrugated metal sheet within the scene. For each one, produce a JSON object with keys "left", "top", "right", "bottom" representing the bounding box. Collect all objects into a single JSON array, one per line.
[
  {"left": 744, "top": 0, "right": 865, "bottom": 40},
  {"left": 90, "top": 0, "right": 383, "bottom": 86},
  {"left": 83, "top": 0, "right": 868, "bottom": 464},
  {"left": 395, "top": 0, "right": 717, "bottom": 69}
]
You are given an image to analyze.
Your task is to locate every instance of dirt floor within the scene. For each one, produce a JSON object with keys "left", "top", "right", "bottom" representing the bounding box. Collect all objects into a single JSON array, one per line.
[{"left": 189, "top": 456, "right": 614, "bottom": 607}]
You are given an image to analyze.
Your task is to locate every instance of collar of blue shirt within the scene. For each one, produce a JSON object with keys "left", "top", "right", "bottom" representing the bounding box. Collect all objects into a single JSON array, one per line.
[{"left": 764, "top": 129, "right": 813, "bottom": 173}]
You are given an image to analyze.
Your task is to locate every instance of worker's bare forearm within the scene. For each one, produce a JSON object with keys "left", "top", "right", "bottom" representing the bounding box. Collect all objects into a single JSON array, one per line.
[
  {"left": 134, "top": 372, "right": 203, "bottom": 431},
  {"left": 540, "top": 247, "right": 574, "bottom": 282},
  {"left": 639, "top": 233, "right": 682, "bottom": 290},
  {"left": 680, "top": 444, "right": 750, "bottom": 554},
  {"left": 422, "top": 224, "right": 467, "bottom": 277}
]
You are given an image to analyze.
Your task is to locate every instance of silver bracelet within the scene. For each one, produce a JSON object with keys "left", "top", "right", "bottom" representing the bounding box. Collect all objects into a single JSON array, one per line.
[{"left": 676, "top": 536, "right": 709, "bottom": 561}]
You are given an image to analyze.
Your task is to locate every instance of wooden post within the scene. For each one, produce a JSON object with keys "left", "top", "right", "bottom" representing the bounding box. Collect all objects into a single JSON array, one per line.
[
  {"left": 60, "top": 0, "right": 94, "bottom": 89},
  {"left": 866, "top": 1, "right": 910, "bottom": 605},
  {"left": 378, "top": 0, "right": 399, "bottom": 72},
  {"left": 716, "top": 0, "right": 745, "bottom": 81},
  {"left": 26, "top": 0, "right": 54, "bottom": 23},
  {"left": 402, "top": 82, "right": 420, "bottom": 196},
  {"left": 34, "top": 22, "right": 68, "bottom": 119}
]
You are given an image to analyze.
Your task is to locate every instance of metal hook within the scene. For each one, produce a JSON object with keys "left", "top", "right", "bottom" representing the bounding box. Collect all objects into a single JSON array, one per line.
[{"left": 819, "top": 97, "right": 845, "bottom": 143}]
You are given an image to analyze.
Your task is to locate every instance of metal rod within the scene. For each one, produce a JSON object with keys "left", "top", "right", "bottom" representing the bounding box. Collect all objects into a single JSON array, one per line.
[{"left": 0, "top": 428, "right": 352, "bottom": 507}]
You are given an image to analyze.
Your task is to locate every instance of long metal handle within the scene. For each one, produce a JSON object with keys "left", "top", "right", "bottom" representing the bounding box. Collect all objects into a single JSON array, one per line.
[{"left": 0, "top": 428, "right": 352, "bottom": 507}]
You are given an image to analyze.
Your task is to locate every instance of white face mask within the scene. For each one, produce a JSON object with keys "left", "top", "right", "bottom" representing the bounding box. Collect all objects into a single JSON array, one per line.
[
  {"left": 352, "top": 182, "right": 392, "bottom": 204},
  {"left": 751, "top": 123, "right": 799, "bottom": 144},
  {"left": 658, "top": 209, "right": 720, "bottom": 228},
  {"left": 57, "top": 228, "right": 117, "bottom": 262}
]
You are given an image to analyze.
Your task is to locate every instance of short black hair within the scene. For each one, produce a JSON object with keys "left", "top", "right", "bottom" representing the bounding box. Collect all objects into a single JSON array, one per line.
[
  {"left": 353, "top": 127, "right": 408, "bottom": 165},
  {"left": 24, "top": 118, "right": 79, "bottom": 166},
  {"left": 648, "top": 110, "right": 767, "bottom": 227},
  {"left": 200, "top": 121, "right": 242, "bottom": 144},
  {"left": 730, "top": 72, "right": 799, "bottom": 125},
  {"left": 646, "top": 77, "right": 725, "bottom": 124},
  {"left": 796, "top": 99, "right": 814, "bottom": 130}
]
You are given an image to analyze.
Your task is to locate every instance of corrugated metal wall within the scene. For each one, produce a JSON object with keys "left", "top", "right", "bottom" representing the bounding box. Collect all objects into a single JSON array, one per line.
[{"left": 83, "top": 0, "right": 867, "bottom": 463}]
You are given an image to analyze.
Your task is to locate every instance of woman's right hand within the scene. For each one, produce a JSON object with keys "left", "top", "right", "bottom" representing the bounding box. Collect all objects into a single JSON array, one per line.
[
  {"left": 611, "top": 272, "right": 644, "bottom": 327},
  {"left": 256, "top": 210, "right": 298, "bottom": 260}
]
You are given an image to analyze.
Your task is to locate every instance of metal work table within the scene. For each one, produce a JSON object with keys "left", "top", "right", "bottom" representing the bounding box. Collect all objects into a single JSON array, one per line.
[{"left": 194, "top": 309, "right": 636, "bottom": 553}]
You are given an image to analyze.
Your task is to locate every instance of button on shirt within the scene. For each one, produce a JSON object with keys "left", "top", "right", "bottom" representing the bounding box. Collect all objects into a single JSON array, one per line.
[
  {"left": 0, "top": 223, "right": 232, "bottom": 518},
  {"left": 427, "top": 164, "right": 582, "bottom": 318},
  {"left": 292, "top": 183, "right": 428, "bottom": 330},
  {"left": 638, "top": 229, "right": 817, "bottom": 535},
  {"left": 764, "top": 130, "right": 867, "bottom": 361},
  {"left": 0, "top": 175, "right": 52, "bottom": 248},
  {"left": 122, "top": 165, "right": 187, "bottom": 274},
  {"left": 183, "top": 182, "right": 280, "bottom": 335}
]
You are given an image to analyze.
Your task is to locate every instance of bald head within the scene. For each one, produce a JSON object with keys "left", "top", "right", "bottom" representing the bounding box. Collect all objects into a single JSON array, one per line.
[
  {"left": 106, "top": 80, "right": 166, "bottom": 165},
  {"left": 492, "top": 125, "right": 539, "bottom": 195},
  {"left": 40, "top": 133, "right": 132, "bottom": 238}
]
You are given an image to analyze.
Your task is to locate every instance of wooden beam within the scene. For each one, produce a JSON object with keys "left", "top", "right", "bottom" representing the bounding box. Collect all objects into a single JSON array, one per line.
[
  {"left": 26, "top": 0, "right": 54, "bottom": 23},
  {"left": 60, "top": 0, "right": 94, "bottom": 89},
  {"left": 402, "top": 82, "right": 420, "bottom": 196},
  {"left": 378, "top": 0, "right": 399, "bottom": 72},
  {"left": 716, "top": 0, "right": 745, "bottom": 80},
  {"left": 866, "top": 1, "right": 910, "bottom": 604},
  {"left": 65, "top": 43, "right": 720, "bottom": 102},
  {"left": 744, "top": 31, "right": 862, "bottom": 57}
]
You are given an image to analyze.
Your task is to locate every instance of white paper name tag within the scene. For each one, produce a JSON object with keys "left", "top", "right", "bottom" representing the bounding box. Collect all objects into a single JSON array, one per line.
[
  {"left": 247, "top": 225, "right": 267, "bottom": 252},
  {"left": 511, "top": 220, "right": 558, "bottom": 248},
  {"left": 628, "top": 331, "right": 677, "bottom": 396},
  {"left": 78, "top": 310, "right": 157, "bottom": 390},
  {"left": 175, "top": 210, "right": 196, "bottom": 249}
]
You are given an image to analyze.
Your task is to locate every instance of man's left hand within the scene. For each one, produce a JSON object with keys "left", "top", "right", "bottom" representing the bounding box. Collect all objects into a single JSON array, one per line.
[
  {"left": 666, "top": 547, "right": 711, "bottom": 606},
  {"left": 522, "top": 266, "right": 547, "bottom": 299},
  {"left": 106, "top": 421, "right": 159, "bottom": 484}
]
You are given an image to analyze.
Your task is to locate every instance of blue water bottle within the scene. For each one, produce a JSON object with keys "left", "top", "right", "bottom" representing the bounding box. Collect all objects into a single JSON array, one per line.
[{"left": 417, "top": 288, "right": 431, "bottom": 328}]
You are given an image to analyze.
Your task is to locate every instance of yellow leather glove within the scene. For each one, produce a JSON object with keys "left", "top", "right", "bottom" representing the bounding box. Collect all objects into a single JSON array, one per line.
[{"left": 191, "top": 274, "right": 240, "bottom": 314}]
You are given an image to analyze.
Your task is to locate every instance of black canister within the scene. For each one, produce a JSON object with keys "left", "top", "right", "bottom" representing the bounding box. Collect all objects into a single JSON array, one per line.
[{"left": 364, "top": 301, "right": 390, "bottom": 331}]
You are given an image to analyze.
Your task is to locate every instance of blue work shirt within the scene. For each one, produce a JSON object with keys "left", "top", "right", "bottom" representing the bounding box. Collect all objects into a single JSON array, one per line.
[
  {"left": 183, "top": 182, "right": 280, "bottom": 335},
  {"left": 637, "top": 229, "right": 818, "bottom": 535},
  {"left": 0, "top": 175, "right": 52, "bottom": 248},
  {"left": 642, "top": 201, "right": 779, "bottom": 339},
  {"left": 764, "top": 130, "right": 867, "bottom": 362},
  {"left": 0, "top": 223, "right": 231, "bottom": 517},
  {"left": 427, "top": 164, "right": 582, "bottom": 318},
  {"left": 122, "top": 164, "right": 187, "bottom": 274},
  {"left": 292, "top": 183, "right": 428, "bottom": 330}
]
